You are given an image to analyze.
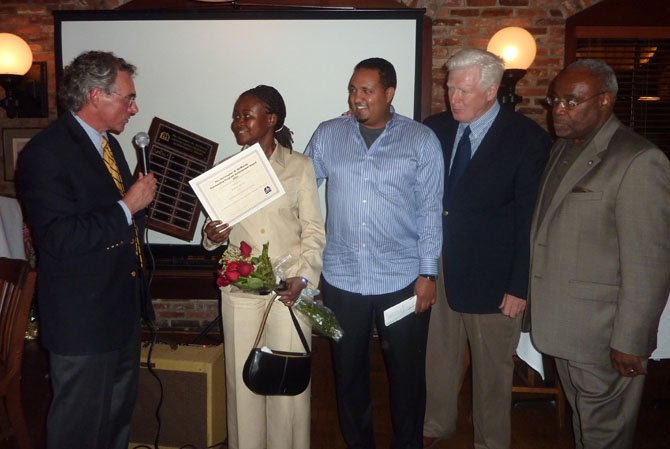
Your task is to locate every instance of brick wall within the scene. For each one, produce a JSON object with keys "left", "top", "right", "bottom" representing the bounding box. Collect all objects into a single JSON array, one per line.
[
  {"left": 406, "top": 0, "right": 607, "bottom": 124},
  {"left": 1, "top": 0, "right": 605, "bottom": 329},
  {"left": 152, "top": 298, "right": 221, "bottom": 331},
  {"left": 0, "top": 0, "right": 132, "bottom": 196}
]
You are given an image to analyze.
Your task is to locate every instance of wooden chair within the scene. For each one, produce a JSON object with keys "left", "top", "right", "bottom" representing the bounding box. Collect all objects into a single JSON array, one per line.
[
  {"left": 0, "top": 258, "right": 36, "bottom": 449},
  {"left": 462, "top": 345, "right": 567, "bottom": 428},
  {"left": 512, "top": 354, "right": 567, "bottom": 428}
]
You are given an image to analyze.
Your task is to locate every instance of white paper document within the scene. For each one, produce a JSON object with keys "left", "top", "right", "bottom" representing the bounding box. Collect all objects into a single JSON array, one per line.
[
  {"left": 188, "top": 143, "right": 285, "bottom": 226},
  {"left": 384, "top": 295, "right": 417, "bottom": 327}
]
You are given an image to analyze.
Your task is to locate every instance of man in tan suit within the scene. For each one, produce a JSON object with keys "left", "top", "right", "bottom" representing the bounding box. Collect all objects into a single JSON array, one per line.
[{"left": 528, "top": 59, "right": 670, "bottom": 449}]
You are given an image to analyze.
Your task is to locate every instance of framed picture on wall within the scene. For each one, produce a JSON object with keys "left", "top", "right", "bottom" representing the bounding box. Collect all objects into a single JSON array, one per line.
[{"left": 2, "top": 127, "right": 42, "bottom": 181}]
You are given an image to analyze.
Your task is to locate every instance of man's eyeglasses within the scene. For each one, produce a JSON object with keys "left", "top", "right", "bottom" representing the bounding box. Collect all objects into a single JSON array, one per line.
[
  {"left": 545, "top": 92, "right": 605, "bottom": 110},
  {"left": 109, "top": 91, "right": 137, "bottom": 107}
]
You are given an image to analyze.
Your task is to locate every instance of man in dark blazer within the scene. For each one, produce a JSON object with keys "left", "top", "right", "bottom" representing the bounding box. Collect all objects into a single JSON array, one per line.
[
  {"left": 17, "top": 51, "right": 157, "bottom": 449},
  {"left": 529, "top": 59, "right": 670, "bottom": 449},
  {"left": 422, "top": 48, "right": 550, "bottom": 449}
]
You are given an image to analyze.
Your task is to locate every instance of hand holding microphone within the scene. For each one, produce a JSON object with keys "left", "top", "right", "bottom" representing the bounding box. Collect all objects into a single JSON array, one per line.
[
  {"left": 122, "top": 131, "right": 156, "bottom": 214},
  {"left": 124, "top": 173, "right": 157, "bottom": 214}
]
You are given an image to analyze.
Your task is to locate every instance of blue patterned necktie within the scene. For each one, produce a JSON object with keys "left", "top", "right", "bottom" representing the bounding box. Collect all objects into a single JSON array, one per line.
[{"left": 448, "top": 125, "right": 471, "bottom": 190}]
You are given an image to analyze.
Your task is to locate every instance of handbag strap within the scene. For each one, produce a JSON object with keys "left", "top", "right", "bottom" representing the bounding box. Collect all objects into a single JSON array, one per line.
[
  {"left": 289, "top": 307, "right": 311, "bottom": 354},
  {"left": 251, "top": 294, "right": 311, "bottom": 354}
]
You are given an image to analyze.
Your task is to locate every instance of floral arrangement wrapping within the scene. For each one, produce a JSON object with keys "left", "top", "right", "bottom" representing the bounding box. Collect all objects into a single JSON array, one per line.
[{"left": 217, "top": 241, "right": 343, "bottom": 341}]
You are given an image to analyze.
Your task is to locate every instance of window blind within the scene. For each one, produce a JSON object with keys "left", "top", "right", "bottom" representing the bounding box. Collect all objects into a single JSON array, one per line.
[{"left": 576, "top": 38, "right": 670, "bottom": 159}]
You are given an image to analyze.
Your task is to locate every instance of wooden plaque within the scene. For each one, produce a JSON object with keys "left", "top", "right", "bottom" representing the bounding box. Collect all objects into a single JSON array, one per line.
[{"left": 145, "top": 117, "right": 218, "bottom": 241}]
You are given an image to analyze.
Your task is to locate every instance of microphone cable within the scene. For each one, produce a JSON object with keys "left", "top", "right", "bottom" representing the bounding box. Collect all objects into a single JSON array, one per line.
[
  {"left": 130, "top": 224, "right": 165, "bottom": 449},
  {"left": 133, "top": 216, "right": 227, "bottom": 449},
  {"left": 144, "top": 225, "right": 164, "bottom": 449}
]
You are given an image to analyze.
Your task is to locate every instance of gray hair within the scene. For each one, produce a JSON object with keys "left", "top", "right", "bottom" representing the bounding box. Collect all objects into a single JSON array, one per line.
[
  {"left": 59, "top": 51, "right": 136, "bottom": 112},
  {"left": 447, "top": 48, "right": 505, "bottom": 90},
  {"left": 565, "top": 59, "right": 618, "bottom": 96}
]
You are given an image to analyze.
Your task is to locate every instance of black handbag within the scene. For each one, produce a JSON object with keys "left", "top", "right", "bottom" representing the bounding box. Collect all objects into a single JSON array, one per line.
[{"left": 242, "top": 295, "right": 311, "bottom": 396}]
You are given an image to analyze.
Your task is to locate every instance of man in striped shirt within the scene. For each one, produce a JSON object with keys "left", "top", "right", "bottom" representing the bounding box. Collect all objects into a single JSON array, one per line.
[{"left": 305, "top": 57, "right": 444, "bottom": 449}]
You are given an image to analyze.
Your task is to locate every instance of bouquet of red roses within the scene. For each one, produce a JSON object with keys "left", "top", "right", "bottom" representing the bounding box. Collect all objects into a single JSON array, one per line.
[
  {"left": 217, "top": 241, "right": 343, "bottom": 341},
  {"left": 217, "top": 241, "right": 279, "bottom": 294}
]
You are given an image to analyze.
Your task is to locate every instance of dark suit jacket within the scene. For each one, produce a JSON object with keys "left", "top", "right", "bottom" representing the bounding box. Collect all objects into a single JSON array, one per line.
[
  {"left": 424, "top": 107, "right": 550, "bottom": 314},
  {"left": 17, "top": 112, "right": 152, "bottom": 356}
]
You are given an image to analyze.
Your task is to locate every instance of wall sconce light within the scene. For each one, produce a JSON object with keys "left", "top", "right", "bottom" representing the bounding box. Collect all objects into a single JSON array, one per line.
[
  {"left": 0, "top": 32, "right": 48, "bottom": 118},
  {"left": 487, "top": 27, "right": 537, "bottom": 110}
]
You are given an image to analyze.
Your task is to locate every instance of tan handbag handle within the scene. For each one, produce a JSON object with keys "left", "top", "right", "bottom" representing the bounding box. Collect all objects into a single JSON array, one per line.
[
  {"left": 251, "top": 293, "right": 310, "bottom": 354},
  {"left": 252, "top": 293, "right": 277, "bottom": 348}
]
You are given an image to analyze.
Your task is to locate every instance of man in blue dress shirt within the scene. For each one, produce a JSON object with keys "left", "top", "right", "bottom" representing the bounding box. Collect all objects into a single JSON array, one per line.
[{"left": 305, "top": 57, "right": 444, "bottom": 449}]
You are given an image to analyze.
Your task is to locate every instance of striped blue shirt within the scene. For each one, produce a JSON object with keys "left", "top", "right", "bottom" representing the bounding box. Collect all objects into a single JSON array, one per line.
[{"left": 305, "top": 109, "right": 444, "bottom": 295}]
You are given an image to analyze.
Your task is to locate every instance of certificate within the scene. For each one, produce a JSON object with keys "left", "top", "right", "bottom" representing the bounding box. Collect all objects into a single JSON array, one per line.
[{"left": 188, "top": 143, "right": 285, "bottom": 226}]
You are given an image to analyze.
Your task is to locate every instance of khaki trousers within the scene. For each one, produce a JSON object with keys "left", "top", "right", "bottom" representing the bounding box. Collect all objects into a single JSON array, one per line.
[
  {"left": 424, "top": 280, "right": 521, "bottom": 449},
  {"left": 555, "top": 357, "right": 646, "bottom": 449},
  {"left": 221, "top": 289, "right": 311, "bottom": 449}
]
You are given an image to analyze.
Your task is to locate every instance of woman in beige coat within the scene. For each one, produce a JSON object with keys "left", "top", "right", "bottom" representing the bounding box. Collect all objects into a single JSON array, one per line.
[{"left": 203, "top": 85, "right": 325, "bottom": 449}]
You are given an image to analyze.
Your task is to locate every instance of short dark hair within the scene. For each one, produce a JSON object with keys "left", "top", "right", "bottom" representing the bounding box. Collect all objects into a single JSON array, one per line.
[
  {"left": 354, "top": 57, "right": 397, "bottom": 90},
  {"left": 565, "top": 59, "right": 618, "bottom": 96},
  {"left": 239, "top": 85, "right": 294, "bottom": 150},
  {"left": 59, "top": 51, "right": 136, "bottom": 112}
]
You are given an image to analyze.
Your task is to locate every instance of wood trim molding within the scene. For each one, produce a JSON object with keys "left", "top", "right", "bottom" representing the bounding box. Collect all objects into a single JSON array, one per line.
[{"left": 574, "top": 26, "right": 670, "bottom": 39}]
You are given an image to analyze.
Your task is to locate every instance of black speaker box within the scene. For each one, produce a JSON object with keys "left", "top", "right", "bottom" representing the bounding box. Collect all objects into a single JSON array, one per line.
[{"left": 128, "top": 344, "right": 226, "bottom": 449}]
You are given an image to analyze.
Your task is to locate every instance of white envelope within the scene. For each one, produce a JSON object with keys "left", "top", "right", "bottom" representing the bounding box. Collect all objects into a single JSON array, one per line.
[{"left": 383, "top": 295, "right": 417, "bottom": 327}]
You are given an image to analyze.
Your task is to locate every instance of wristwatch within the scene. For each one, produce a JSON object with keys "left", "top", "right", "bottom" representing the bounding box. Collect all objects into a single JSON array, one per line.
[{"left": 419, "top": 274, "right": 438, "bottom": 281}]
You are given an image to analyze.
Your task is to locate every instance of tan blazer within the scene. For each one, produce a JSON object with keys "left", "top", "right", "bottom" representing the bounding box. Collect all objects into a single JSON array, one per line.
[
  {"left": 528, "top": 115, "right": 670, "bottom": 364},
  {"left": 204, "top": 142, "right": 325, "bottom": 284}
]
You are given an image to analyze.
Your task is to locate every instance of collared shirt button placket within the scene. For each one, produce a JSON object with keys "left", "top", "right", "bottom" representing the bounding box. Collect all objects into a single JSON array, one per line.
[{"left": 358, "top": 152, "right": 373, "bottom": 286}]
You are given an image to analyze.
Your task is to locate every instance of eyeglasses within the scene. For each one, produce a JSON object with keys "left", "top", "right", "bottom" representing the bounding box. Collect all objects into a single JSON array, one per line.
[
  {"left": 545, "top": 92, "right": 605, "bottom": 110},
  {"left": 109, "top": 91, "right": 137, "bottom": 107}
]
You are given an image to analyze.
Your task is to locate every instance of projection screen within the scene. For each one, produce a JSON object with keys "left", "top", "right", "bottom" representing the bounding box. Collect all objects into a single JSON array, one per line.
[{"left": 55, "top": 8, "right": 426, "bottom": 245}]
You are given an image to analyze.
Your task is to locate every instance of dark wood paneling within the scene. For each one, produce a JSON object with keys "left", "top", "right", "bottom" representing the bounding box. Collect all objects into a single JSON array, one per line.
[{"left": 147, "top": 244, "right": 220, "bottom": 299}]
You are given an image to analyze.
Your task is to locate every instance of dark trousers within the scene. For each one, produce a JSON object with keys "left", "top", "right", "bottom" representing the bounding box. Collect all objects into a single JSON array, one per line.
[
  {"left": 46, "top": 325, "right": 141, "bottom": 449},
  {"left": 323, "top": 279, "right": 430, "bottom": 449}
]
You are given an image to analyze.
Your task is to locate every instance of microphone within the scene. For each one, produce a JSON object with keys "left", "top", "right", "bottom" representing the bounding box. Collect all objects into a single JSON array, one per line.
[{"left": 134, "top": 132, "right": 150, "bottom": 175}]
